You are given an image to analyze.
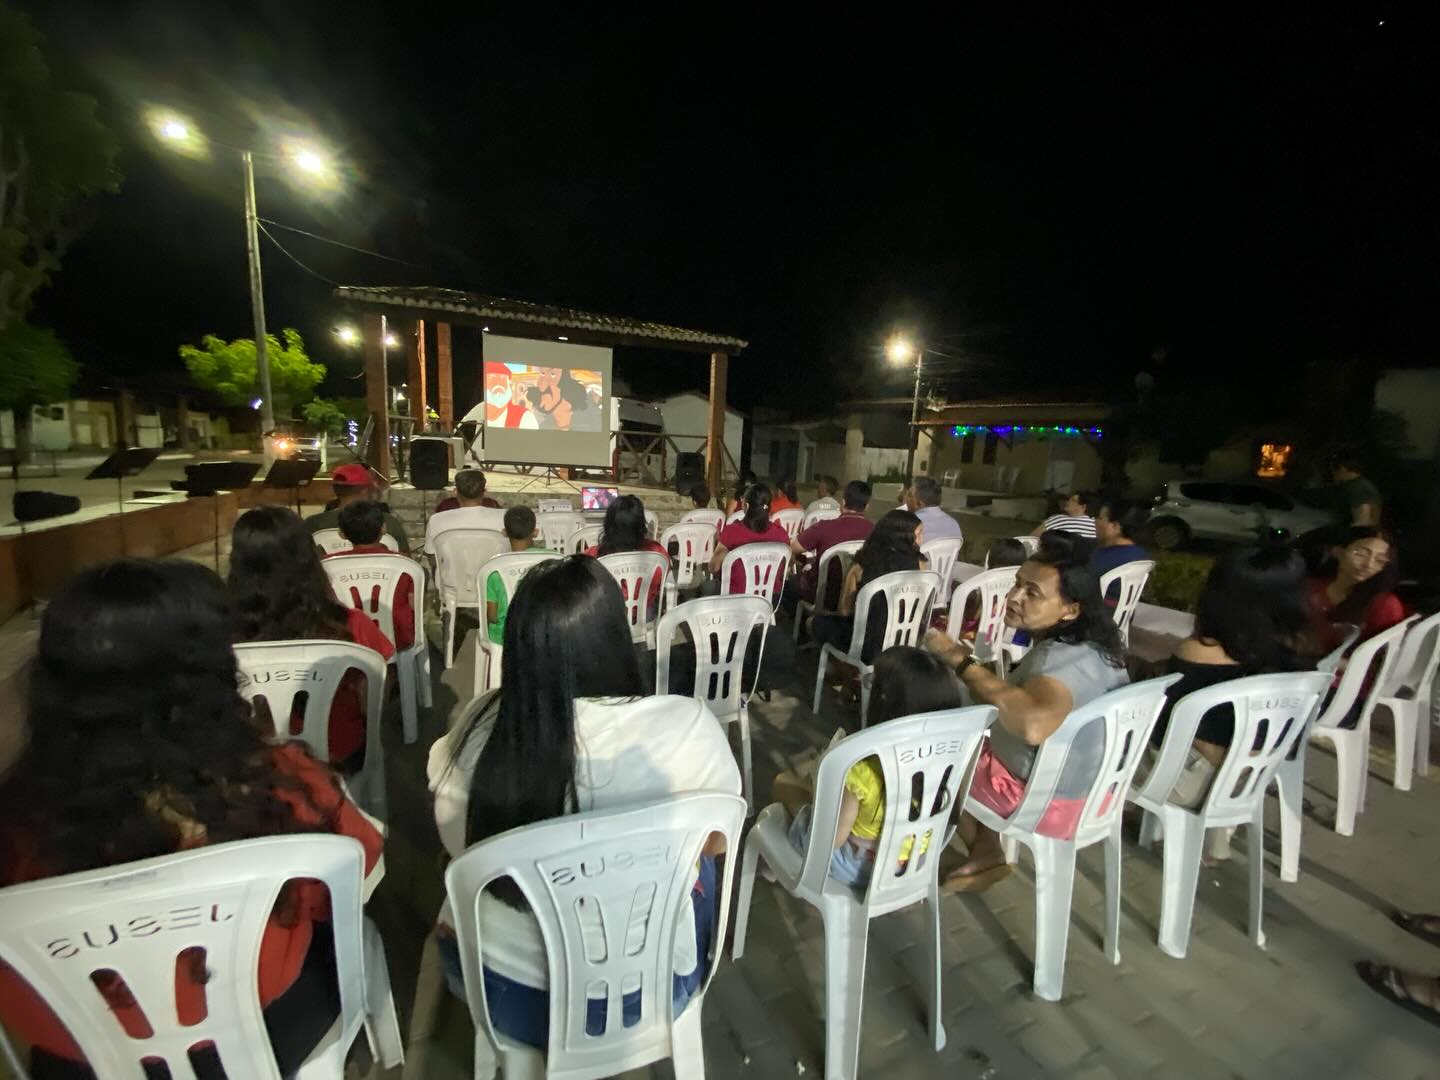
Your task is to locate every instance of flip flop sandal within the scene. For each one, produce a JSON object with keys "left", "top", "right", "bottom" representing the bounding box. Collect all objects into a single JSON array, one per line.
[
  {"left": 940, "top": 863, "right": 1014, "bottom": 894},
  {"left": 1390, "top": 910, "right": 1440, "bottom": 949},
  {"left": 1356, "top": 962, "right": 1440, "bottom": 1030}
]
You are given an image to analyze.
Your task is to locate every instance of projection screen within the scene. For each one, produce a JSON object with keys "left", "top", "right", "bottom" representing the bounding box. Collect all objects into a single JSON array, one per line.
[{"left": 478, "top": 335, "right": 613, "bottom": 467}]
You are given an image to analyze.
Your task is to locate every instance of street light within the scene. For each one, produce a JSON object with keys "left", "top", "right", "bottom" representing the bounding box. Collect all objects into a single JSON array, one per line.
[
  {"left": 887, "top": 334, "right": 925, "bottom": 479},
  {"left": 334, "top": 325, "right": 359, "bottom": 345}
]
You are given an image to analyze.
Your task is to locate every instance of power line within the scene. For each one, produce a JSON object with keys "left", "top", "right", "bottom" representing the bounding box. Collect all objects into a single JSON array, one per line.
[
  {"left": 256, "top": 217, "right": 429, "bottom": 269},
  {"left": 256, "top": 220, "right": 339, "bottom": 285}
]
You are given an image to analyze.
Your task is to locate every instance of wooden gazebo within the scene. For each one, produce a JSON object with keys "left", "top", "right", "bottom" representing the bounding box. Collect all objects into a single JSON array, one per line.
[{"left": 332, "top": 285, "right": 747, "bottom": 493}]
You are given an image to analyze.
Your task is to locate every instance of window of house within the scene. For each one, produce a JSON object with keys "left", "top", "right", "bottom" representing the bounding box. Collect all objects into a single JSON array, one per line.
[
  {"left": 982, "top": 433, "right": 999, "bottom": 464},
  {"left": 961, "top": 434, "right": 976, "bottom": 463},
  {"left": 1256, "top": 442, "right": 1293, "bottom": 479}
]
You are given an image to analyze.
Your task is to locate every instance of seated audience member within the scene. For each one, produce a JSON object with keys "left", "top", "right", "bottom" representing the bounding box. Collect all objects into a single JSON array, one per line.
[
  {"left": 954, "top": 537, "right": 1031, "bottom": 643},
  {"left": 0, "top": 559, "right": 382, "bottom": 1079},
  {"left": 783, "top": 479, "right": 874, "bottom": 614},
  {"left": 770, "top": 477, "right": 801, "bottom": 513},
  {"left": 427, "top": 557, "right": 740, "bottom": 1044},
  {"left": 328, "top": 499, "right": 415, "bottom": 650},
  {"left": 1141, "top": 545, "right": 1308, "bottom": 860},
  {"left": 1091, "top": 495, "right": 1151, "bottom": 582},
  {"left": 811, "top": 508, "right": 927, "bottom": 659},
  {"left": 584, "top": 494, "right": 669, "bottom": 614},
  {"left": 710, "top": 483, "right": 791, "bottom": 594},
  {"left": 986, "top": 536, "right": 1029, "bottom": 569},
  {"left": 434, "top": 467, "right": 503, "bottom": 514},
  {"left": 230, "top": 506, "right": 394, "bottom": 768},
  {"left": 307, "top": 463, "right": 410, "bottom": 552},
  {"left": 927, "top": 531, "right": 1129, "bottom": 892},
  {"left": 725, "top": 470, "right": 758, "bottom": 515},
  {"left": 485, "top": 506, "right": 550, "bottom": 645},
  {"left": 425, "top": 468, "right": 507, "bottom": 555},
  {"left": 806, "top": 475, "right": 840, "bottom": 512},
  {"left": 771, "top": 647, "right": 964, "bottom": 887},
  {"left": 906, "top": 475, "right": 963, "bottom": 543},
  {"left": 1033, "top": 491, "right": 1095, "bottom": 538},
  {"left": 1306, "top": 526, "right": 1405, "bottom": 654},
  {"left": 687, "top": 483, "right": 713, "bottom": 511}
]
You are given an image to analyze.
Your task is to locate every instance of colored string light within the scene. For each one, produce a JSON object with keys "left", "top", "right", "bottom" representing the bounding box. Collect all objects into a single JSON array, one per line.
[{"left": 948, "top": 423, "right": 1103, "bottom": 439}]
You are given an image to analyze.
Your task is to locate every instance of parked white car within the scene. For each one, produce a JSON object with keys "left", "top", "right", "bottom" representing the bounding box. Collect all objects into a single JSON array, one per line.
[{"left": 1148, "top": 480, "right": 1337, "bottom": 550}]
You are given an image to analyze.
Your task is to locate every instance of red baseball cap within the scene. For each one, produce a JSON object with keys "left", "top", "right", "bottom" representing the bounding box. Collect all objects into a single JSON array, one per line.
[{"left": 331, "top": 464, "right": 374, "bottom": 487}]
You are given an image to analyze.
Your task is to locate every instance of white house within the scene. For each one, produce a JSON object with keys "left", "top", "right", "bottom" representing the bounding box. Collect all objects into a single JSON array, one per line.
[{"left": 656, "top": 392, "right": 744, "bottom": 483}]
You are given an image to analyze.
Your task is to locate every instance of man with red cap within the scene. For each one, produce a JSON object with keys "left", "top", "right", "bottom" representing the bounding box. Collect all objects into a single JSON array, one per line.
[{"left": 304, "top": 463, "right": 411, "bottom": 552}]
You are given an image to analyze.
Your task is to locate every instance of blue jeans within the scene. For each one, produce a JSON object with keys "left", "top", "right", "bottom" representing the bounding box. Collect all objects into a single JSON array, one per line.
[
  {"left": 438, "top": 856, "right": 717, "bottom": 1049},
  {"left": 787, "top": 805, "right": 876, "bottom": 888}
]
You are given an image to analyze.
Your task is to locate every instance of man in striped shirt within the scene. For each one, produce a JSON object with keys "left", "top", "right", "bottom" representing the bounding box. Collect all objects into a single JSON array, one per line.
[{"left": 1032, "top": 491, "right": 1096, "bottom": 538}]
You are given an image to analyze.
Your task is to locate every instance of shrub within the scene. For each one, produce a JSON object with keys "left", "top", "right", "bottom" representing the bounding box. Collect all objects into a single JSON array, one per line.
[{"left": 1142, "top": 551, "right": 1213, "bottom": 613}]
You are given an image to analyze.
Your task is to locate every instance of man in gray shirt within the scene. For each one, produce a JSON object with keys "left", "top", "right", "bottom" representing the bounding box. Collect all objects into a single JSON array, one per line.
[{"left": 907, "top": 475, "right": 963, "bottom": 545}]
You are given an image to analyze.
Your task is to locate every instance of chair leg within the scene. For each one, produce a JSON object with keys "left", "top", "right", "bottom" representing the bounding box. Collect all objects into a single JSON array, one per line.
[
  {"left": 1389, "top": 701, "right": 1416, "bottom": 792},
  {"left": 396, "top": 658, "right": 419, "bottom": 745},
  {"left": 1138, "top": 809, "right": 1162, "bottom": 850},
  {"left": 1274, "top": 753, "right": 1305, "bottom": 883},
  {"left": 1416, "top": 691, "right": 1432, "bottom": 778},
  {"left": 1102, "top": 821, "right": 1123, "bottom": 966},
  {"left": 738, "top": 707, "right": 754, "bottom": 815},
  {"left": 1156, "top": 809, "right": 1205, "bottom": 960},
  {"left": 443, "top": 604, "right": 455, "bottom": 668},
  {"left": 820, "top": 904, "right": 870, "bottom": 1080},
  {"left": 670, "top": 996, "right": 707, "bottom": 1079},
  {"left": 1030, "top": 837, "right": 1077, "bottom": 1002},
  {"left": 1247, "top": 801, "right": 1267, "bottom": 949},
  {"left": 1332, "top": 735, "right": 1362, "bottom": 837},
  {"left": 418, "top": 649, "right": 433, "bottom": 708},
  {"left": 925, "top": 877, "right": 947, "bottom": 1052},
  {"left": 732, "top": 835, "right": 762, "bottom": 960},
  {"left": 499, "top": 1046, "right": 546, "bottom": 1079},
  {"left": 812, "top": 646, "right": 830, "bottom": 714},
  {"left": 362, "top": 919, "right": 406, "bottom": 1068},
  {"left": 859, "top": 676, "right": 871, "bottom": 729}
]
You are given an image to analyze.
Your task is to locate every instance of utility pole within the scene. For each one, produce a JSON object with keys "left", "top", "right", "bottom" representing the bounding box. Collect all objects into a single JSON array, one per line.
[
  {"left": 904, "top": 347, "right": 924, "bottom": 479},
  {"left": 241, "top": 150, "right": 276, "bottom": 450}
]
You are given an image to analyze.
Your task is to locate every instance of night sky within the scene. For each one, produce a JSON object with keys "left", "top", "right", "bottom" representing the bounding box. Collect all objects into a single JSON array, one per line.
[{"left": 23, "top": 4, "right": 1438, "bottom": 416}]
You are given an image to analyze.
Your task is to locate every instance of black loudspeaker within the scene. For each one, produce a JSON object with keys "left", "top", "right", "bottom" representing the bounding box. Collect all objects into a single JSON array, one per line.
[
  {"left": 674, "top": 451, "right": 705, "bottom": 495},
  {"left": 410, "top": 436, "right": 452, "bottom": 490},
  {"left": 14, "top": 490, "right": 81, "bottom": 522}
]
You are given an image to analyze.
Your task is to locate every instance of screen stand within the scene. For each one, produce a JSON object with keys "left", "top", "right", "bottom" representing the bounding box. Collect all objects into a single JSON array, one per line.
[{"left": 512, "top": 466, "right": 581, "bottom": 495}]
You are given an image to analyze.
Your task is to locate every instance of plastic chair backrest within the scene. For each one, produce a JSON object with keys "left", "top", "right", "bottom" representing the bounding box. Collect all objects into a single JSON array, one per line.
[
  {"left": 313, "top": 529, "right": 400, "bottom": 556},
  {"left": 233, "top": 639, "right": 385, "bottom": 759},
  {"left": 811, "top": 539, "right": 864, "bottom": 613},
  {"left": 444, "top": 793, "right": 747, "bottom": 1079},
  {"left": 844, "top": 571, "right": 942, "bottom": 657},
  {"left": 433, "top": 528, "right": 508, "bottom": 607},
  {"left": 568, "top": 522, "right": 604, "bottom": 554},
  {"left": 919, "top": 538, "right": 963, "bottom": 595},
  {"left": 0, "top": 835, "right": 367, "bottom": 1080},
  {"left": 1381, "top": 610, "right": 1440, "bottom": 698},
  {"left": 1099, "top": 559, "right": 1155, "bottom": 641},
  {"left": 801, "top": 501, "right": 841, "bottom": 531},
  {"left": 476, "top": 550, "right": 563, "bottom": 616},
  {"left": 323, "top": 553, "right": 425, "bottom": 654},
  {"left": 1013, "top": 675, "right": 1181, "bottom": 844},
  {"left": 801, "top": 707, "right": 996, "bottom": 911},
  {"left": 773, "top": 508, "right": 804, "bottom": 541},
  {"left": 725, "top": 509, "right": 745, "bottom": 526},
  {"left": 661, "top": 522, "right": 717, "bottom": 589},
  {"left": 656, "top": 595, "right": 772, "bottom": 720},
  {"left": 644, "top": 509, "right": 659, "bottom": 538},
  {"left": 1013, "top": 535, "right": 1040, "bottom": 557},
  {"left": 537, "top": 511, "right": 584, "bottom": 552},
  {"left": 946, "top": 565, "right": 1019, "bottom": 653},
  {"left": 680, "top": 508, "right": 724, "bottom": 531},
  {"left": 598, "top": 551, "right": 670, "bottom": 643},
  {"left": 1316, "top": 623, "right": 1361, "bottom": 675},
  {"left": 1136, "top": 671, "right": 1330, "bottom": 820},
  {"left": 1313, "top": 616, "right": 1417, "bottom": 731},
  {"left": 719, "top": 542, "right": 790, "bottom": 604}
]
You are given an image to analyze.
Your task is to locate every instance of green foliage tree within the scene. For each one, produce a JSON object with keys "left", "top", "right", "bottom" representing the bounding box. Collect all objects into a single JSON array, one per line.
[
  {"left": 0, "top": 321, "right": 78, "bottom": 411},
  {"left": 300, "top": 395, "right": 368, "bottom": 437},
  {"left": 180, "top": 328, "right": 325, "bottom": 416}
]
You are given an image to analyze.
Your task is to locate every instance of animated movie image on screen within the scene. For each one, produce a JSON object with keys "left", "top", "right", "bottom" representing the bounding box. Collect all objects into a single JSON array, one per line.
[{"left": 483, "top": 362, "right": 603, "bottom": 432}]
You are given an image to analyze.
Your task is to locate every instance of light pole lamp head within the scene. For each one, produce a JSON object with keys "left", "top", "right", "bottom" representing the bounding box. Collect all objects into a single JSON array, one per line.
[{"left": 886, "top": 336, "right": 916, "bottom": 365}]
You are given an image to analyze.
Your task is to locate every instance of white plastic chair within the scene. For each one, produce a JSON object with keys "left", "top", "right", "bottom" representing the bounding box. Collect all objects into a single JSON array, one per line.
[
  {"left": 680, "top": 508, "right": 725, "bottom": 531},
  {"left": 432, "top": 528, "right": 510, "bottom": 667},
  {"left": 1013, "top": 535, "right": 1040, "bottom": 557},
  {"left": 313, "top": 528, "right": 400, "bottom": 555},
  {"left": 965, "top": 675, "right": 1181, "bottom": 1001},
  {"left": 234, "top": 640, "right": 390, "bottom": 821},
  {"left": 812, "top": 571, "right": 942, "bottom": 725},
  {"left": 567, "top": 522, "right": 604, "bottom": 554},
  {"left": 0, "top": 835, "right": 403, "bottom": 1079},
  {"left": 1131, "top": 671, "right": 1330, "bottom": 958},
  {"left": 802, "top": 497, "right": 841, "bottom": 531},
  {"left": 719, "top": 542, "right": 790, "bottom": 607},
  {"left": 920, "top": 537, "right": 963, "bottom": 611},
  {"left": 598, "top": 550, "right": 671, "bottom": 646},
  {"left": 445, "top": 793, "right": 747, "bottom": 1080},
  {"left": 645, "top": 509, "right": 660, "bottom": 538},
  {"left": 1374, "top": 609, "right": 1440, "bottom": 790},
  {"left": 733, "top": 706, "right": 996, "bottom": 1079},
  {"left": 793, "top": 539, "right": 864, "bottom": 646},
  {"left": 661, "top": 522, "right": 717, "bottom": 596},
  {"left": 323, "top": 554, "right": 431, "bottom": 744},
  {"left": 473, "top": 550, "right": 563, "bottom": 696},
  {"left": 657, "top": 594, "right": 772, "bottom": 812},
  {"left": 537, "top": 510, "right": 584, "bottom": 552},
  {"left": 945, "top": 565, "right": 1021, "bottom": 674},
  {"left": 1099, "top": 559, "right": 1155, "bottom": 647},
  {"left": 772, "top": 508, "right": 804, "bottom": 542},
  {"left": 724, "top": 509, "right": 745, "bottom": 526}
]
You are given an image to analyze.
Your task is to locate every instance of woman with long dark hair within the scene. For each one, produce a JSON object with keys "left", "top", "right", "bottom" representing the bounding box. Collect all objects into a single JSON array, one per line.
[
  {"left": 426, "top": 557, "right": 739, "bottom": 1047},
  {"left": 1306, "top": 526, "right": 1405, "bottom": 653},
  {"left": 0, "top": 559, "right": 382, "bottom": 1078},
  {"left": 810, "top": 508, "right": 928, "bottom": 657},
  {"left": 228, "top": 505, "right": 394, "bottom": 767},
  {"left": 583, "top": 493, "right": 669, "bottom": 616},
  {"left": 927, "top": 530, "right": 1128, "bottom": 891},
  {"left": 710, "top": 482, "right": 790, "bottom": 592}
]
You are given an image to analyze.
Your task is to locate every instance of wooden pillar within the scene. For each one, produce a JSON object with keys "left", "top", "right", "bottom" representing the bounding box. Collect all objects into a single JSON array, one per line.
[
  {"left": 436, "top": 322, "right": 454, "bottom": 430},
  {"left": 117, "top": 389, "right": 136, "bottom": 449},
  {"left": 177, "top": 395, "right": 194, "bottom": 449},
  {"left": 706, "top": 351, "right": 729, "bottom": 497},
  {"left": 363, "top": 311, "right": 391, "bottom": 477},
  {"left": 406, "top": 319, "right": 428, "bottom": 427}
]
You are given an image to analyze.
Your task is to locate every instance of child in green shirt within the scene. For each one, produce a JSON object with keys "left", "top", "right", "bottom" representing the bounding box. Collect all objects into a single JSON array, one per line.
[{"left": 485, "top": 506, "right": 552, "bottom": 643}]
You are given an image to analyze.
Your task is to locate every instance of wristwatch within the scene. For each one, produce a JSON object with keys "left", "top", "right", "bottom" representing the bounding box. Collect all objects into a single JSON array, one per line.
[{"left": 955, "top": 652, "right": 977, "bottom": 676}]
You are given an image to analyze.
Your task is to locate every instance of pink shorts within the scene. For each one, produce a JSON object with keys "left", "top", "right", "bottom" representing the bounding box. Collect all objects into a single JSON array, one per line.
[{"left": 969, "top": 744, "right": 1087, "bottom": 841}]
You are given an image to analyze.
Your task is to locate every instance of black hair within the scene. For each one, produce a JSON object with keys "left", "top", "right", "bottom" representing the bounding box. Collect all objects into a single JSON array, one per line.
[
  {"left": 842, "top": 480, "right": 872, "bottom": 512},
  {"left": 773, "top": 477, "right": 798, "bottom": 503},
  {"left": 869, "top": 646, "right": 965, "bottom": 725},
  {"left": 455, "top": 469, "right": 488, "bottom": 500},
  {"left": 525, "top": 386, "right": 542, "bottom": 408},
  {"left": 855, "top": 508, "right": 922, "bottom": 584},
  {"left": 228, "top": 505, "right": 351, "bottom": 642},
  {"left": 558, "top": 371, "right": 592, "bottom": 411},
  {"left": 690, "top": 483, "right": 711, "bottom": 508},
  {"left": 504, "top": 505, "right": 536, "bottom": 542},
  {"left": 815, "top": 476, "right": 836, "bottom": 498},
  {"left": 742, "top": 483, "right": 773, "bottom": 532},
  {"left": 1194, "top": 545, "right": 1307, "bottom": 670},
  {"left": 1063, "top": 491, "right": 1091, "bottom": 514},
  {"left": 0, "top": 559, "right": 331, "bottom": 879},
  {"left": 597, "top": 494, "right": 650, "bottom": 555},
  {"left": 452, "top": 557, "right": 643, "bottom": 903},
  {"left": 1327, "top": 526, "right": 1400, "bottom": 624},
  {"left": 338, "top": 499, "right": 386, "bottom": 545},
  {"left": 912, "top": 475, "right": 942, "bottom": 508},
  {"left": 1327, "top": 447, "right": 1363, "bottom": 474},
  {"left": 1028, "top": 531, "right": 1125, "bottom": 667},
  {"left": 985, "top": 537, "right": 1028, "bottom": 569},
  {"left": 1094, "top": 494, "right": 1148, "bottom": 541}
]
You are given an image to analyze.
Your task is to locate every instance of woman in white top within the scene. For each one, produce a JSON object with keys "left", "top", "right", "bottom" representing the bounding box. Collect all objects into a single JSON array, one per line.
[{"left": 428, "top": 555, "right": 739, "bottom": 1048}]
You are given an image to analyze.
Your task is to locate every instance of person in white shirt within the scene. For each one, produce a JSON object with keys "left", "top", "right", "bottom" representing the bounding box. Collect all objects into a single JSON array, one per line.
[
  {"left": 424, "top": 469, "right": 507, "bottom": 555},
  {"left": 427, "top": 555, "right": 740, "bottom": 1048},
  {"left": 906, "top": 475, "right": 963, "bottom": 544},
  {"left": 1031, "top": 491, "right": 1096, "bottom": 538}
]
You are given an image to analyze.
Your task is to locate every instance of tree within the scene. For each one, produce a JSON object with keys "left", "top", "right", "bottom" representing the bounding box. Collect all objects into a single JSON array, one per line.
[
  {"left": 0, "top": 320, "right": 78, "bottom": 411},
  {"left": 180, "top": 328, "right": 325, "bottom": 416},
  {"left": 0, "top": 3, "right": 121, "bottom": 331}
]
